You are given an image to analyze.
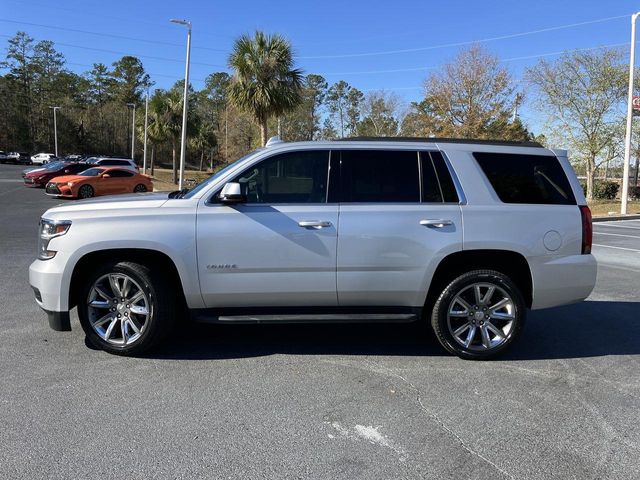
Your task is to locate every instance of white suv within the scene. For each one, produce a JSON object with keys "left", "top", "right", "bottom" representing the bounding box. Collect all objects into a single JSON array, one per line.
[
  {"left": 29, "top": 138, "right": 596, "bottom": 359},
  {"left": 31, "top": 153, "right": 57, "bottom": 165},
  {"left": 86, "top": 157, "right": 138, "bottom": 172}
]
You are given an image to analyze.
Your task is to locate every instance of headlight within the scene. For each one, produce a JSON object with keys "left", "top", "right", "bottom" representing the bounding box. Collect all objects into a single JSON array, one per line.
[
  {"left": 67, "top": 182, "right": 74, "bottom": 187},
  {"left": 38, "top": 219, "right": 71, "bottom": 260}
]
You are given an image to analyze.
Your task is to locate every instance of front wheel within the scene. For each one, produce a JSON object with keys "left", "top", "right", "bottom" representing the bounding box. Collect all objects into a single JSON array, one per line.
[
  {"left": 77, "top": 261, "right": 176, "bottom": 355},
  {"left": 78, "top": 184, "right": 94, "bottom": 199},
  {"left": 133, "top": 184, "right": 147, "bottom": 193},
  {"left": 431, "top": 270, "right": 525, "bottom": 360}
]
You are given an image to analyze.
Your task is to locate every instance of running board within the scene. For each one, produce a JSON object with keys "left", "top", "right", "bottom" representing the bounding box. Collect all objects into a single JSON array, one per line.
[{"left": 195, "top": 313, "right": 419, "bottom": 324}]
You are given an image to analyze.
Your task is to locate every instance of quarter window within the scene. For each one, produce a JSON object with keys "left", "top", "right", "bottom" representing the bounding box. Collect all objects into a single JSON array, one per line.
[
  {"left": 474, "top": 152, "right": 576, "bottom": 205},
  {"left": 233, "top": 150, "right": 330, "bottom": 203},
  {"left": 340, "top": 150, "right": 419, "bottom": 203}
]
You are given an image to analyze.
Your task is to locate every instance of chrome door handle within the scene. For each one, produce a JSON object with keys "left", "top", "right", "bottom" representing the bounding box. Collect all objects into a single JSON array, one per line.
[
  {"left": 298, "top": 220, "right": 333, "bottom": 229},
  {"left": 420, "top": 219, "right": 453, "bottom": 228}
]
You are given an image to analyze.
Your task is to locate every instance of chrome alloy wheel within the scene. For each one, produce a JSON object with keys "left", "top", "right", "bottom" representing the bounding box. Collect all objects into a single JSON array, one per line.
[
  {"left": 86, "top": 273, "right": 150, "bottom": 346},
  {"left": 447, "top": 282, "right": 516, "bottom": 351}
]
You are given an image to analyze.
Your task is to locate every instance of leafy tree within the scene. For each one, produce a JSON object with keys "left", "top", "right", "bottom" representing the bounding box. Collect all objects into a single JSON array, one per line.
[
  {"left": 279, "top": 73, "right": 328, "bottom": 141},
  {"left": 109, "top": 56, "right": 151, "bottom": 105},
  {"left": 414, "top": 45, "right": 527, "bottom": 140},
  {"left": 228, "top": 31, "right": 303, "bottom": 146},
  {"left": 325, "top": 80, "right": 364, "bottom": 138},
  {"left": 527, "top": 49, "right": 626, "bottom": 200},
  {"left": 326, "top": 80, "right": 351, "bottom": 137},
  {"left": 356, "top": 91, "right": 401, "bottom": 137},
  {"left": 86, "top": 63, "right": 114, "bottom": 105}
]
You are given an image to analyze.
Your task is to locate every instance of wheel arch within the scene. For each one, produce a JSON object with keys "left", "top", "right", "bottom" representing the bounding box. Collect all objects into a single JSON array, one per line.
[
  {"left": 425, "top": 249, "right": 533, "bottom": 309},
  {"left": 69, "top": 248, "right": 187, "bottom": 311}
]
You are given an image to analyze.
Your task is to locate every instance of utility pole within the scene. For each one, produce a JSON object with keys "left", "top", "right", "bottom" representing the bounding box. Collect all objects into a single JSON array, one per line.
[
  {"left": 171, "top": 18, "right": 192, "bottom": 190},
  {"left": 143, "top": 91, "right": 149, "bottom": 174},
  {"left": 621, "top": 12, "right": 640, "bottom": 214},
  {"left": 225, "top": 107, "right": 228, "bottom": 161},
  {"left": 127, "top": 103, "right": 136, "bottom": 160},
  {"left": 49, "top": 106, "right": 60, "bottom": 157}
]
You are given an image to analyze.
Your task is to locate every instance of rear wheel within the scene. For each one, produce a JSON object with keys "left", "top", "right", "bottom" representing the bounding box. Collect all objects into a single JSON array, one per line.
[
  {"left": 134, "top": 184, "right": 147, "bottom": 193},
  {"left": 78, "top": 184, "right": 94, "bottom": 199},
  {"left": 431, "top": 270, "right": 525, "bottom": 360},
  {"left": 77, "top": 261, "right": 176, "bottom": 355}
]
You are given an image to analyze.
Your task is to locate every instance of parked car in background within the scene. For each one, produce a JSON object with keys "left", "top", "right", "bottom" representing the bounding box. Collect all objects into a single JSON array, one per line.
[
  {"left": 5, "top": 152, "right": 32, "bottom": 165},
  {"left": 45, "top": 166, "right": 152, "bottom": 199},
  {"left": 29, "top": 137, "right": 596, "bottom": 358},
  {"left": 31, "top": 153, "right": 57, "bottom": 165},
  {"left": 86, "top": 157, "right": 138, "bottom": 171},
  {"left": 0, "top": 151, "right": 7, "bottom": 162},
  {"left": 24, "top": 162, "right": 89, "bottom": 188}
]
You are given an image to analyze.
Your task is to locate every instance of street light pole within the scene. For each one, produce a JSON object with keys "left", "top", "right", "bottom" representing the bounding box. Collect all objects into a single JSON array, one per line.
[
  {"left": 171, "top": 18, "right": 192, "bottom": 191},
  {"left": 622, "top": 12, "right": 640, "bottom": 215},
  {"left": 127, "top": 103, "right": 136, "bottom": 161},
  {"left": 143, "top": 91, "right": 149, "bottom": 174},
  {"left": 49, "top": 106, "right": 60, "bottom": 157}
]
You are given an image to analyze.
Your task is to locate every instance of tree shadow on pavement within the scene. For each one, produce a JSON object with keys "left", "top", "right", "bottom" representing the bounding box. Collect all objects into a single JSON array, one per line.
[{"left": 142, "top": 300, "right": 640, "bottom": 361}]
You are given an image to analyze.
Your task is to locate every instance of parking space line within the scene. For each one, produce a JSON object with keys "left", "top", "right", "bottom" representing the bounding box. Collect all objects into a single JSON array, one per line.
[
  {"left": 593, "top": 223, "right": 640, "bottom": 230},
  {"left": 593, "top": 231, "right": 640, "bottom": 239},
  {"left": 592, "top": 243, "right": 640, "bottom": 252}
]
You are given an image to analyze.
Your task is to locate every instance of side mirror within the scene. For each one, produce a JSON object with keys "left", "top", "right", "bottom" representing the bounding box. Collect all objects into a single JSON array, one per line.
[{"left": 219, "top": 182, "right": 245, "bottom": 203}]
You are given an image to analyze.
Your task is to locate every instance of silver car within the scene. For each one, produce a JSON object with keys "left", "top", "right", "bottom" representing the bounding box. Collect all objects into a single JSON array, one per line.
[{"left": 29, "top": 138, "right": 596, "bottom": 359}]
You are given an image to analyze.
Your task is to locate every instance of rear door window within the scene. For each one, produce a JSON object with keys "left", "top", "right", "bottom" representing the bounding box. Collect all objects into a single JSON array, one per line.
[
  {"left": 340, "top": 150, "right": 419, "bottom": 203},
  {"left": 420, "top": 151, "right": 459, "bottom": 203},
  {"left": 474, "top": 152, "right": 576, "bottom": 205}
]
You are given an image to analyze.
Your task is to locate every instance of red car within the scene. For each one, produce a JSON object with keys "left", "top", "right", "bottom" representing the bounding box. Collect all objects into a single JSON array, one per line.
[
  {"left": 45, "top": 166, "right": 153, "bottom": 199},
  {"left": 23, "top": 162, "right": 89, "bottom": 188}
]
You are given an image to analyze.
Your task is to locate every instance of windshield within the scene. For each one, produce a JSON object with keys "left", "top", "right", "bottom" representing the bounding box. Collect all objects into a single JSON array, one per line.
[
  {"left": 78, "top": 167, "right": 104, "bottom": 177},
  {"left": 43, "top": 162, "right": 64, "bottom": 170},
  {"left": 182, "top": 150, "right": 261, "bottom": 199}
]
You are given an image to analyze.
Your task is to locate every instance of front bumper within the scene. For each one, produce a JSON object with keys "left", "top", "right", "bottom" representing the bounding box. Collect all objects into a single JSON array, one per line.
[
  {"left": 45, "top": 183, "right": 74, "bottom": 197},
  {"left": 29, "top": 257, "right": 71, "bottom": 330}
]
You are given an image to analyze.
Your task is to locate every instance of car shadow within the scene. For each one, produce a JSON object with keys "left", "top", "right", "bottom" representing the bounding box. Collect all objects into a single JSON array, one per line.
[{"left": 141, "top": 300, "right": 640, "bottom": 361}]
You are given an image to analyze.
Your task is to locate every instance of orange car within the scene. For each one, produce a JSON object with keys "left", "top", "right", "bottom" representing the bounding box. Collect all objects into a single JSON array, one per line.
[{"left": 45, "top": 166, "right": 153, "bottom": 199}]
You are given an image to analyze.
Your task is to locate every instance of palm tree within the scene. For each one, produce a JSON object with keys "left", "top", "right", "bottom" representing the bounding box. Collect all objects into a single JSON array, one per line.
[{"left": 228, "top": 31, "right": 303, "bottom": 146}]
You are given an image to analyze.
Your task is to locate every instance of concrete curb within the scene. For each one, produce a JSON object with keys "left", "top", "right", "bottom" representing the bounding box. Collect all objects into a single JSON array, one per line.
[{"left": 593, "top": 214, "right": 640, "bottom": 222}]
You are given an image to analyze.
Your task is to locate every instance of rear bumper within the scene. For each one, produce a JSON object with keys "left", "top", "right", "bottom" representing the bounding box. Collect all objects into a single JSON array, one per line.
[{"left": 530, "top": 253, "right": 597, "bottom": 310}]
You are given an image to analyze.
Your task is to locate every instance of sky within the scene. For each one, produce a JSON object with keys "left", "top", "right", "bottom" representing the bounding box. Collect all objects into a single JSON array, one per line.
[{"left": 1, "top": 0, "right": 639, "bottom": 131}]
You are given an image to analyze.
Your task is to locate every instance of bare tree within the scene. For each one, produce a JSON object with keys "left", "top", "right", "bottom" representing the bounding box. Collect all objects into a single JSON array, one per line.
[{"left": 527, "top": 49, "right": 626, "bottom": 200}]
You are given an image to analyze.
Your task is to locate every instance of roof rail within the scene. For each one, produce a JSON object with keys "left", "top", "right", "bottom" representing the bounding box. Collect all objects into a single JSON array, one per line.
[
  {"left": 266, "top": 136, "right": 284, "bottom": 147},
  {"left": 336, "top": 136, "right": 543, "bottom": 148}
]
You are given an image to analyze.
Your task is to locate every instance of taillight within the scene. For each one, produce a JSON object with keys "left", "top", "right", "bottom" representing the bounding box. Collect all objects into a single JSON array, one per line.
[{"left": 580, "top": 205, "right": 592, "bottom": 254}]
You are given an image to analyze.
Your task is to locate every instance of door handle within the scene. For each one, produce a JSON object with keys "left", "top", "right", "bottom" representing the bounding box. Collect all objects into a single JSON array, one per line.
[
  {"left": 298, "top": 220, "right": 332, "bottom": 229},
  {"left": 420, "top": 219, "right": 453, "bottom": 228}
]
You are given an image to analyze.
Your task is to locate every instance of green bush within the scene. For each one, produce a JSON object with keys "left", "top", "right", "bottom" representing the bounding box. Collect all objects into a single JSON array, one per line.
[{"left": 580, "top": 180, "right": 619, "bottom": 200}]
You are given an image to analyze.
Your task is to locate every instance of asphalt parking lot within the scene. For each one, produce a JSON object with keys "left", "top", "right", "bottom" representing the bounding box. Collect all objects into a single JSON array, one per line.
[{"left": 1, "top": 163, "right": 640, "bottom": 479}]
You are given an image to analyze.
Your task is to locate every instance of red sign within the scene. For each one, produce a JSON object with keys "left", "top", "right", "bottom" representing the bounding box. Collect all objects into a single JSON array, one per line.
[{"left": 634, "top": 96, "right": 640, "bottom": 109}]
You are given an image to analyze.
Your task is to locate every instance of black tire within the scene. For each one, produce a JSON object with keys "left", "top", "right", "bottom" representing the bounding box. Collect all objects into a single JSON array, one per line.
[
  {"left": 78, "top": 184, "right": 94, "bottom": 199},
  {"left": 77, "top": 261, "right": 176, "bottom": 356},
  {"left": 134, "top": 184, "right": 147, "bottom": 193},
  {"left": 430, "top": 270, "right": 525, "bottom": 360}
]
